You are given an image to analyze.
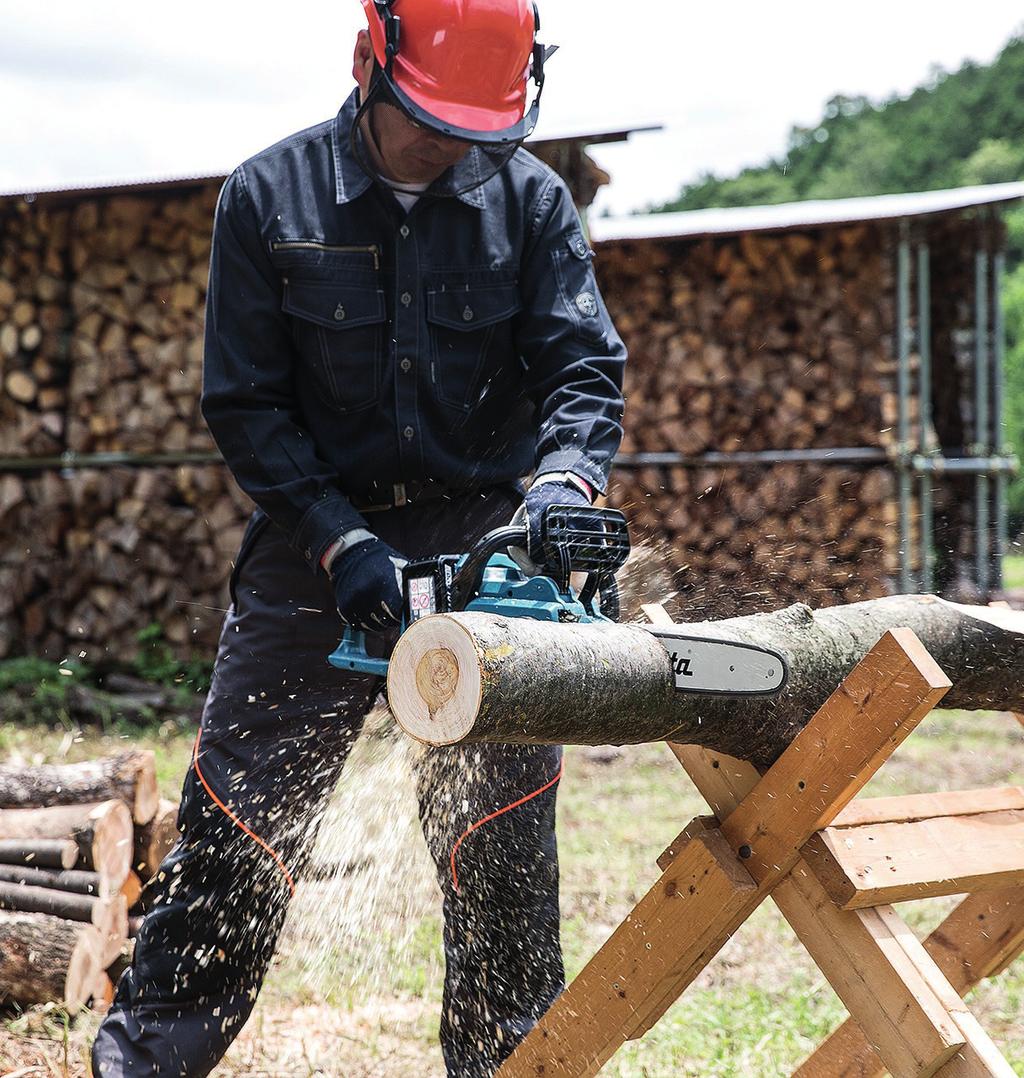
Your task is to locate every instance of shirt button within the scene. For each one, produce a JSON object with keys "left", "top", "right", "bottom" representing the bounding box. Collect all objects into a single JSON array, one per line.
[
  {"left": 333, "top": 304, "right": 346, "bottom": 322},
  {"left": 403, "top": 426, "right": 415, "bottom": 440},
  {"left": 462, "top": 306, "right": 474, "bottom": 322},
  {"left": 400, "top": 357, "right": 412, "bottom": 373},
  {"left": 399, "top": 225, "right": 410, "bottom": 239},
  {"left": 400, "top": 291, "right": 412, "bottom": 307}
]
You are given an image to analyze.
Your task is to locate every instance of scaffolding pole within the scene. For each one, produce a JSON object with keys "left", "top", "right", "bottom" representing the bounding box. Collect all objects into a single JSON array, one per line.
[
  {"left": 917, "top": 241, "right": 934, "bottom": 593},
  {"left": 896, "top": 225, "right": 914, "bottom": 593},
  {"left": 975, "top": 249, "right": 991, "bottom": 596},
  {"left": 993, "top": 251, "right": 1007, "bottom": 591}
]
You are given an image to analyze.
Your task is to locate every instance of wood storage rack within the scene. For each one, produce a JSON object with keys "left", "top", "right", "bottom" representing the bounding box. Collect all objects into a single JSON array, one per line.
[{"left": 498, "top": 614, "right": 1024, "bottom": 1077}]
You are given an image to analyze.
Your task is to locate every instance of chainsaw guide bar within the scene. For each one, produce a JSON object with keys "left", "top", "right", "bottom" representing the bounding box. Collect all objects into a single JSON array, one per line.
[{"left": 644, "top": 629, "right": 789, "bottom": 696}]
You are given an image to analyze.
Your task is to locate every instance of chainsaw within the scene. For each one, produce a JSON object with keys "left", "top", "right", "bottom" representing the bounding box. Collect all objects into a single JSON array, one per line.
[{"left": 328, "top": 504, "right": 788, "bottom": 696}]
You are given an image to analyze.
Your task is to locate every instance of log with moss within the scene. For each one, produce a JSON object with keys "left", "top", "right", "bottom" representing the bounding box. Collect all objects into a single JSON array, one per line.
[{"left": 387, "top": 597, "right": 1024, "bottom": 767}]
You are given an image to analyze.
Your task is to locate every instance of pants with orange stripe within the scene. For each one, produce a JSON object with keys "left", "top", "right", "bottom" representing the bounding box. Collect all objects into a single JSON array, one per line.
[{"left": 92, "top": 487, "right": 564, "bottom": 1077}]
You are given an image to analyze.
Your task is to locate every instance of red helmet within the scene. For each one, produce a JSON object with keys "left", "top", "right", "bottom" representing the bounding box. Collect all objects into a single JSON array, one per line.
[{"left": 360, "top": 0, "right": 553, "bottom": 144}]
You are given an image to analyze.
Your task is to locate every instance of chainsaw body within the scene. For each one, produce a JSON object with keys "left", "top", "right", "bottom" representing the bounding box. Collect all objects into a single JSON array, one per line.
[
  {"left": 328, "top": 505, "right": 628, "bottom": 678},
  {"left": 327, "top": 503, "right": 790, "bottom": 697}
]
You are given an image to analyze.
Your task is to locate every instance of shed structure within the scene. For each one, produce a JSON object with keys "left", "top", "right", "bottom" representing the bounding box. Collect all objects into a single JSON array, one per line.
[
  {"left": 0, "top": 167, "right": 1018, "bottom": 661},
  {"left": 593, "top": 183, "right": 1023, "bottom": 619}
]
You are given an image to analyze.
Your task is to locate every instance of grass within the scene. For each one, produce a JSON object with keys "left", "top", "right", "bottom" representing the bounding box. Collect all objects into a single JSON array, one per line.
[
  {"left": 1005, "top": 553, "right": 1024, "bottom": 590},
  {"left": 1, "top": 708, "right": 1023, "bottom": 1076}
]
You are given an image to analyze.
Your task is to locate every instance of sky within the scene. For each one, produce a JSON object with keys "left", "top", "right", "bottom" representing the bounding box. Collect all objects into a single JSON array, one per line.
[{"left": 1, "top": 1, "right": 1022, "bottom": 215}]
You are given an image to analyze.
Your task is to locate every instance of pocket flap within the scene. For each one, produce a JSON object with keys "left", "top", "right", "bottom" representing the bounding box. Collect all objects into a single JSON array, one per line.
[
  {"left": 283, "top": 278, "right": 386, "bottom": 330},
  {"left": 426, "top": 283, "right": 521, "bottom": 331}
]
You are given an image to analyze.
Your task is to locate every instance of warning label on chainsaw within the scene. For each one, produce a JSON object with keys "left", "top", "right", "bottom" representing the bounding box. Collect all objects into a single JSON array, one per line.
[{"left": 407, "top": 577, "right": 436, "bottom": 620}]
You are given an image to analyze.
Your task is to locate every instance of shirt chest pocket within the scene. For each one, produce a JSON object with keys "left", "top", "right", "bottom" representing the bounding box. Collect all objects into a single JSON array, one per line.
[
  {"left": 282, "top": 277, "right": 386, "bottom": 413},
  {"left": 425, "top": 281, "right": 522, "bottom": 417}
]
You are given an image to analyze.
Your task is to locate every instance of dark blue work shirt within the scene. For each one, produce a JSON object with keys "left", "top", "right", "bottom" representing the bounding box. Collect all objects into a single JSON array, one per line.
[{"left": 202, "top": 89, "right": 626, "bottom": 574}]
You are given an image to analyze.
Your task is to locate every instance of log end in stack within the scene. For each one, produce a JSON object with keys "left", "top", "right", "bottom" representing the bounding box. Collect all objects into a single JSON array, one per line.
[{"left": 0, "top": 749, "right": 179, "bottom": 1013}]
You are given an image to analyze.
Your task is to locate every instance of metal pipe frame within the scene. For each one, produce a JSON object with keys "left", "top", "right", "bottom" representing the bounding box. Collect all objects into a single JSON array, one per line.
[
  {"left": 993, "top": 250, "right": 1008, "bottom": 591},
  {"left": 917, "top": 241, "right": 934, "bottom": 592},
  {"left": 975, "top": 248, "right": 991, "bottom": 595},
  {"left": 896, "top": 224, "right": 914, "bottom": 593}
]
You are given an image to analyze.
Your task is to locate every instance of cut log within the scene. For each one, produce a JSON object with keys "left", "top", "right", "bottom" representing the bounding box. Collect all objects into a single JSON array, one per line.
[
  {"left": 0, "top": 750, "right": 159, "bottom": 824},
  {"left": 120, "top": 869, "right": 143, "bottom": 910},
  {"left": 0, "top": 864, "right": 102, "bottom": 896},
  {"left": 0, "top": 909, "right": 102, "bottom": 1008},
  {"left": 387, "top": 597, "right": 1024, "bottom": 766},
  {"left": 0, "top": 799, "right": 132, "bottom": 887},
  {"left": 132, "top": 797, "right": 178, "bottom": 879},
  {"left": 0, "top": 838, "right": 78, "bottom": 869}
]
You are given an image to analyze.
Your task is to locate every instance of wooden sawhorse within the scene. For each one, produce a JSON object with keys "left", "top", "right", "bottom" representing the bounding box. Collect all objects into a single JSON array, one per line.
[{"left": 499, "top": 621, "right": 1024, "bottom": 1077}]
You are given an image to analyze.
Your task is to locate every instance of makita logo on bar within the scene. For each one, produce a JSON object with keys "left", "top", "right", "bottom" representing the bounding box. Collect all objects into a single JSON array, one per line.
[{"left": 670, "top": 652, "right": 695, "bottom": 678}]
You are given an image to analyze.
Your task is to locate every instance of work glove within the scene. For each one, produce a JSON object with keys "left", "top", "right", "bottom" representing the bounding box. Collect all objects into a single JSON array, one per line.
[
  {"left": 330, "top": 536, "right": 408, "bottom": 632},
  {"left": 509, "top": 475, "right": 592, "bottom": 576}
]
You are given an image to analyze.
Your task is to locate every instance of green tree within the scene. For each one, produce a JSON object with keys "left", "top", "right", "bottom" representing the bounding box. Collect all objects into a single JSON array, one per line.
[
  {"left": 959, "top": 139, "right": 1024, "bottom": 186},
  {"left": 1003, "top": 261, "right": 1024, "bottom": 532}
]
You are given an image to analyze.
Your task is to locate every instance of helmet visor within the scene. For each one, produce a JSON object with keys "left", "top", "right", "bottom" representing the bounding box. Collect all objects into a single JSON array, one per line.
[{"left": 352, "top": 72, "right": 525, "bottom": 199}]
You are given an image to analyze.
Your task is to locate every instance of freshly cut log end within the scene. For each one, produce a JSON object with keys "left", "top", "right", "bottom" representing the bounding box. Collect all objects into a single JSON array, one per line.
[
  {"left": 387, "top": 616, "right": 483, "bottom": 745},
  {"left": 133, "top": 798, "right": 179, "bottom": 881}
]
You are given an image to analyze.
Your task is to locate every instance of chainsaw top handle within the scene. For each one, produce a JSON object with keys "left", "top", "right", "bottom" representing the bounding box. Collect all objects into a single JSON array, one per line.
[{"left": 449, "top": 505, "right": 631, "bottom": 615}]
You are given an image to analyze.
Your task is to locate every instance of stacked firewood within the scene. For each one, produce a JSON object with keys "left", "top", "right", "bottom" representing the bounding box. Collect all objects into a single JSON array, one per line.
[
  {"left": 596, "top": 224, "right": 903, "bottom": 611},
  {"left": 0, "top": 200, "right": 71, "bottom": 457},
  {"left": 0, "top": 750, "right": 177, "bottom": 1012},
  {"left": 66, "top": 189, "right": 217, "bottom": 455},
  {"left": 60, "top": 465, "right": 252, "bottom": 663}
]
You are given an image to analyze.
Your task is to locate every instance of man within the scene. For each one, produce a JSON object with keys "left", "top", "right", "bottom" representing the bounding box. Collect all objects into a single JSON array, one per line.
[{"left": 93, "top": 0, "right": 625, "bottom": 1073}]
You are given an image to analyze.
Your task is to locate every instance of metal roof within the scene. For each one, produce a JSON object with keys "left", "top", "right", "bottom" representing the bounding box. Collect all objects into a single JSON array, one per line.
[
  {"left": 0, "top": 122, "right": 661, "bottom": 203},
  {"left": 590, "top": 182, "right": 1024, "bottom": 244}
]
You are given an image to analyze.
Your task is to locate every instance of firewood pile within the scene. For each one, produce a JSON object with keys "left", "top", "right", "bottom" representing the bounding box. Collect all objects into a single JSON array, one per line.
[
  {"left": 597, "top": 224, "right": 905, "bottom": 612},
  {"left": 66, "top": 190, "right": 216, "bottom": 455},
  {"left": 0, "top": 201, "right": 70, "bottom": 458},
  {"left": 0, "top": 750, "right": 177, "bottom": 1012}
]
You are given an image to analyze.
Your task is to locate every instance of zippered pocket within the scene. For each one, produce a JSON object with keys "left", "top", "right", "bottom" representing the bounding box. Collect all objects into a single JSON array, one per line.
[{"left": 271, "top": 240, "right": 380, "bottom": 270}]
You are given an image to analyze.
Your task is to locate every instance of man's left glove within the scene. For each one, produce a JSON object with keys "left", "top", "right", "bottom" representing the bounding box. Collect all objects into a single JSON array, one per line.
[
  {"left": 329, "top": 535, "right": 408, "bottom": 632},
  {"left": 510, "top": 474, "right": 592, "bottom": 575}
]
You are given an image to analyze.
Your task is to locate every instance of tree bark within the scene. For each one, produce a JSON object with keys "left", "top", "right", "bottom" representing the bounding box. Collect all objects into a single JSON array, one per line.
[
  {"left": 0, "top": 864, "right": 101, "bottom": 895},
  {"left": 0, "top": 750, "right": 158, "bottom": 824},
  {"left": 0, "top": 909, "right": 101, "bottom": 1007},
  {"left": 387, "top": 597, "right": 1024, "bottom": 767},
  {"left": 0, "top": 799, "right": 132, "bottom": 887},
  {"left": 0, "top": 838, "right": 77, "bottom": 869}
]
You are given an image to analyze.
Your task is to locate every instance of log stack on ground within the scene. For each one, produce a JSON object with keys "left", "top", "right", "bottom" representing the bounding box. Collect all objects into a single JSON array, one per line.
[{"left": 0, "top": 750, "right": 179, "bottom": 1012}]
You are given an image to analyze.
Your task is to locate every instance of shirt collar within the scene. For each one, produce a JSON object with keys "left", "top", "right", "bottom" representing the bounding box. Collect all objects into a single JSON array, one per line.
[{"left": 331, "top": 88, "right": 488, "bottom": 211}]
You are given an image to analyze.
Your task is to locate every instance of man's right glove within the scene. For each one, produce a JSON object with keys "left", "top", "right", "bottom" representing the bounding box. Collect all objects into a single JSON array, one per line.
[{"left": 329, "top": 536, "right": 408, "bottom": 632}]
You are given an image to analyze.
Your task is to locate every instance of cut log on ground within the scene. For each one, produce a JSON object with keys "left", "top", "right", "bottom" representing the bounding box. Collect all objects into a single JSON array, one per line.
[
  {"left": 0, "top": 864, "right": 102, "bottom": 896},
  {"left": 0, "top": 909, "right": 101, "bottom": 1008},
  {"left": 132, "top": 797, "right": 178, "bottom": 880},
  {"left": 387, "top": 596, "right": 1024, "bottom": 766},
  {"left": 0, "top": 838, "right": 77, "bottom": 869},
  {"left": 0, "top": 799, "right": 132, "bottom": 887},
  {"left": 0, "top": 750, "right": 158, "bottom": 824},
  {"left": 0, "top": 883, "right": 127, "bottom": 961}
]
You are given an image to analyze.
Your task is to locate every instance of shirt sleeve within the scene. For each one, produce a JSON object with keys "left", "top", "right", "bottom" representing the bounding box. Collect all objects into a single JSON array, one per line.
[
  {"left": 201, "top": 167, "right": 367, "bottom": 574},
  {"left": 514, "top": 173, "right": 626, "bottom": 496}
]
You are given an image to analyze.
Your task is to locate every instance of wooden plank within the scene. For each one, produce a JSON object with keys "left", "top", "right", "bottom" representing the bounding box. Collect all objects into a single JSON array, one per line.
[
  {"left": 805, "top": 808, "right": 1024, "bottom": 909},
  {"left": 776, "top": 864, "right": 965, "bottom": 1077},
  {"left": 797, "top": 887, "right": 1024, "bottom": 1078},
  {"left": 501, "top": 631, "right": 951, "bottom": 1077},
  {"left": 496, "top": 828, "right": 756, "bottom": 1077},
  {"left": 830, "top": 786, "right": 1024, "bottom": 829}
]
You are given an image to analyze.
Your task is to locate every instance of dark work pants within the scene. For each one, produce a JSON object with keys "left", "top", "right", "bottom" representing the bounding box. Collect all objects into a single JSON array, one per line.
[{"left": 93, "top": 487, "right": 564, "bottom": 1077}]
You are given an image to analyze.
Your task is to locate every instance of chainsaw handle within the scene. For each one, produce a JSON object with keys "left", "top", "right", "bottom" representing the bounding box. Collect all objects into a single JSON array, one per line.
[{"left": 450, "top": 525, "right": 527, "bottom": 611}]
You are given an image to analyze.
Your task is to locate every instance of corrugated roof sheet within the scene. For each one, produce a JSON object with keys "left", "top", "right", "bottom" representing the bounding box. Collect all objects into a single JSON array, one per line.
[
  {"left": 590, "top": 182, "right": 1024, "bottom": 244},
  {"left": 0, "top": 122, "right": 662, "bottom": 202}
]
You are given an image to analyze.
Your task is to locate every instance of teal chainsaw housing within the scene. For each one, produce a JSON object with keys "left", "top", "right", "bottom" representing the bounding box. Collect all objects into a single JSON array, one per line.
[{"left": 327, "top": 553, "right": 612, "bottom": 679}]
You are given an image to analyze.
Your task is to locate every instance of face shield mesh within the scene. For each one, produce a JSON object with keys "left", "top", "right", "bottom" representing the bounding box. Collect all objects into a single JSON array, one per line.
[{"left": 350, "top": 67, "right": 525, "bottom": 200}]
